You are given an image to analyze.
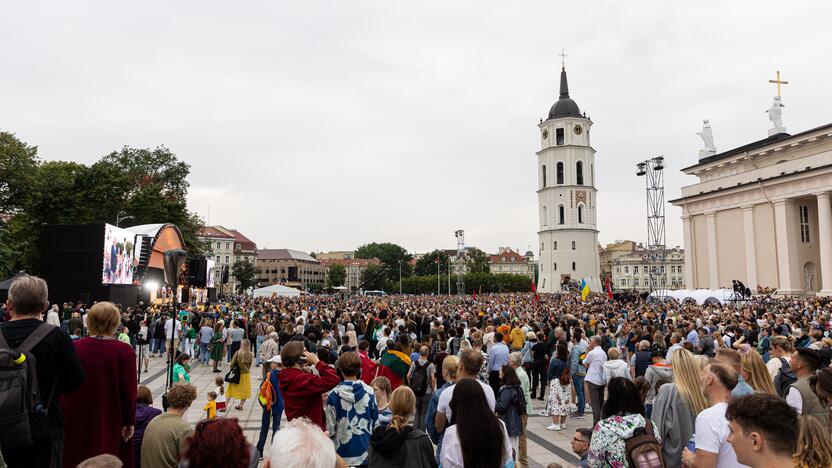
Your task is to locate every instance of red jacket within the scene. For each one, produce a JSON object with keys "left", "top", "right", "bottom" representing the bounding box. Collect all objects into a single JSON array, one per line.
[{"left": 278, "top": 361, "right": 339, "bottom": 430}]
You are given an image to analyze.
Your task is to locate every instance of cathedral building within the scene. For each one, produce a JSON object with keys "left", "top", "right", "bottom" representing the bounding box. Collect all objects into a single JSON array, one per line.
[
  {"left": 535, "top": 65, "right": 601, "bottom": 293},
  {"left": 670, "top": 78, "right": 832, "bottom": 296}
]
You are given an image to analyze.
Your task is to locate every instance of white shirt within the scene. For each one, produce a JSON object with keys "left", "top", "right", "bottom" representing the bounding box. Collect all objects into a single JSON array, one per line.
[
  {"left": 46, "top": 310, "right": 60, "bottom": 327},
  {"left": 437, "top": 379, "right": 495, "bottom": 423},
  {"left": 440, "top": 419, "right": 512, "bottom": 468},
  {"left": 786, "top": 387, "right": 803, "bottom": 414},
  {"left": 483, "top": 332, "right": 495, "bottom": 352},
  {"left": 583, "top": 346, "right": 607, "bottom": 386},
  {"left": 766, "top": 356, "right": 790, "bottom": 381},
  {"left": 694, "top": 402, "right": 749, "bottom": 468},
  {"left": 164, "top": 318, "right": 182, "bottom": 339},
  {"left": 665, "top": 343, "right": 682, "bottom": 362}
]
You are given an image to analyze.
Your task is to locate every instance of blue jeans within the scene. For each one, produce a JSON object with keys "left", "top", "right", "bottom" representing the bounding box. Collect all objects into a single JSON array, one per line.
[
  {"left": 255, "top": 335, "right": 265, "bottom": 364},
  {"left": 154, "top": 338, "right": 166, "bottom": 355},
  {"left": 199, "top": 342, "right": 210, "bottom": 364},
  {"left": 256, "top": 407, "right": 282, "bottom": 454},
  {"left": 572, "top": 375, "right": 586, "bottom": 414}
]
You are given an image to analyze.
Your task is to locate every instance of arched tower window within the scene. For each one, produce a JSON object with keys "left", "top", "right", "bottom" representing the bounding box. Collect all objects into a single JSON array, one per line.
[
  {"left": 558, "top": 205, "right": 565, "bottom": 225},
  {"left": 542, "top": 206, "right": 547, "bottom": 226},
  {"left": 556, "top": 162, "right": 564, "bottom": 184},
  {"left": 576, "top": 161, "right": 584, "bottom": 185},
  {"left": 542, "top": 165, "right": 547, "bottom": 188},
  {"left": 578, "top": 203, "right": 584, "bottom": 224}
]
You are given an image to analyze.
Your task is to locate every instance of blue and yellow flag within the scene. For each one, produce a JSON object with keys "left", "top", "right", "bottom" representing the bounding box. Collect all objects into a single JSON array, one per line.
[{"left": 581, "top": 278, "right": 590, "bottom": 301}]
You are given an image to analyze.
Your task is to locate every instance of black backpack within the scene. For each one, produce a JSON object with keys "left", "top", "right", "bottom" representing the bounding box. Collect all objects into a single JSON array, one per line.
[
  {"left": 774, "top": 358, "right": 797, "bottom": 398},
  {"left": 0, "top": 323, "right": 56, "bottom": 450},
  {"left": 410, "top": 361, "right": 430, "bottom": 396}
]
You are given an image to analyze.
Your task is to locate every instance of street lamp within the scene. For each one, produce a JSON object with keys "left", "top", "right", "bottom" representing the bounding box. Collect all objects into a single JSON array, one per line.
[
  {"left": 116, "top": 211, "right": 135, "bottom": 227},
  {"left": 398, "top": 260, "right": 402, "bottom": 295}
]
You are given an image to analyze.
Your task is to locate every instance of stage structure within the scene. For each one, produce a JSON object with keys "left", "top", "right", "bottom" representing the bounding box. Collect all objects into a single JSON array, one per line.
[{"left": 636, "top": 157, "right": 668, "bottom": 299}]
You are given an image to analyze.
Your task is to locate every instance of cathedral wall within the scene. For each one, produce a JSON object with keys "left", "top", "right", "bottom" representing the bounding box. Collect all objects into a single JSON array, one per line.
[
  {"left": 716, "top": 208, "right": 745, "bottom": 288},
  {"left": 753, "top": 203, "right": 778, "bottom": 289},
  {"left": 692, "top": 214, "right": 710, "bottom": 288}
]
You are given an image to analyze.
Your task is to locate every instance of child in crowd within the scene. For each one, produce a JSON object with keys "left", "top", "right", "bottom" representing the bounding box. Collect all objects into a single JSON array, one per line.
[
  {"left": 214, "top": 376, "right": 227, "bottom": 412},
  {"left": 70, "top": 328, "right": 82, "bottom": 341},
  {"left": 118, "top": 326, "right": 131, "bottom": 344},
  {"left": 204, "top": 391, "right": 217, "bottom": 419}
]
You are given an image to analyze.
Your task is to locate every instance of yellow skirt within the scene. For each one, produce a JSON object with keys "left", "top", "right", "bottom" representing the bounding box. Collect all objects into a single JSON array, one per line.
[{"left": 226, "top": 372, "right": 252, "bottom": 400}]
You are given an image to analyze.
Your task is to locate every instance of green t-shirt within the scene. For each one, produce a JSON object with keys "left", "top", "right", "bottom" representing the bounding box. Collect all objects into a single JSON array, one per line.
[
  {"left": 141, "top": 414, "right": 193, "bottom": 468},
  {"left": 173, "top": 363, "right": 190, "bottom": 383}
]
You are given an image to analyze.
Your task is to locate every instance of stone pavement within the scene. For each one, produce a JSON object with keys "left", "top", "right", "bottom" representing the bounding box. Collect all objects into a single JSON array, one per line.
[{"left": 140, "top": 354, "right": 582, "bottom": 467}]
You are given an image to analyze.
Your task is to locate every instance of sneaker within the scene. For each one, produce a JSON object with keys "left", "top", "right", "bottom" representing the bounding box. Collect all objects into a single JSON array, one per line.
[
  {"left": 546, "top": 424, "right": 561, "bottom": 431},
  {"left": 538, "top": 410, "right": 549, "bottom": 416},
  {"left": 570, "top": 412, "right": 585, "bottom": 418}
]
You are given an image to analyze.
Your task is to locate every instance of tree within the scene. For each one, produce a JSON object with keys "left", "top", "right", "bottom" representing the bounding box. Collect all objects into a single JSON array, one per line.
[
  {"left": 0, "top": 132, "right": 38, "bottom": 214},
  {"left": 414, "top": 249, "right": 450, "bottom": 276},
  {"left": 360, "top": 264, "right": 386, "bottom": 291},
  {"left": 327, "top": 264, "right": 346, "bottom": 287},
  {"left": 465, "top": 247, "right": 490, "bottom": 274},
  {"left": 355, "top": 242, "right": 412, "bottom": 282},
  {"left": 232, "top": 259, "right": 256, "bottom": 292}
]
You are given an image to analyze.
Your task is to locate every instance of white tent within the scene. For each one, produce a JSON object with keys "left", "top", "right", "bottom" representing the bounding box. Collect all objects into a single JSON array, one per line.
[
  {"left": 252, "top": 284, "right": 302, "bottom": 298},
  {"left": 649, "top": 288, "right": 734, "bottom": 305}
]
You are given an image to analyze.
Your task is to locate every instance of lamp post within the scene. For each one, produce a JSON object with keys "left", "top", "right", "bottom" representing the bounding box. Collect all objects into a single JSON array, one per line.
[
  {"left": 116, "top": 211, "right": 134, "bottom": 227},
  {"left": 398, "top": 260, "right": 402, "bottom": 294}
]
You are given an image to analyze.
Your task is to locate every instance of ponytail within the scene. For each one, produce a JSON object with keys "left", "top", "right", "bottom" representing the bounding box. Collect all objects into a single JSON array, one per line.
[{"left": 390, "top": 414, "right": 408, "bottom": 432}]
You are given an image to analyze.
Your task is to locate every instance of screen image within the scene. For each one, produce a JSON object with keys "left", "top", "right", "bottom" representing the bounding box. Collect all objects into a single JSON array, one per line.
[
  {"left": 206, "top": 259, "right": 216, "bottom": 288},
  {"left": 102, "top": 224, "right": 138, "bottom": 285}
]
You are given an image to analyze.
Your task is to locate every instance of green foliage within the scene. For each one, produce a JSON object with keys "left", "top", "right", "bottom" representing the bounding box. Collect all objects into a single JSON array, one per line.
[
  {"left": 360, "top": 264, "right": 387, "bottom": 291},
  {"left": 465, "top": 247, "right": 490, "bottom": 274},
  {"left": 327, "top": 264, "right": 346, "bottom": 287},
  {"left": 0, "top": 133, "right": 206, "bottom": 275},
  {"left": 232, "top": 258, "right": 256, "bottom": 292},
  {"left": 0, "top": 132, "right": 38, "bottom": 214},
  {"left": 355, "top": 242, "right": 412, "bottom": 283},
  {"left": 307, "top": 282, "right": 324, "bottom": 293},
  {"left": 414, "top": 249, "right": 450, "bottom": 276},
  {"left": 386, "top": 272, "right": 532, "bottom": 294}
]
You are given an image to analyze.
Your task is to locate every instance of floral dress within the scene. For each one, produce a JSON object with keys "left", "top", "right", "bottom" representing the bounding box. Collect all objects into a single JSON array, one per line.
[
  {"left": 588, "top": 413, "right": 661, "bottom": 468},
  {"left": 545, "top": 358, "right": 571, "bottom": 416}
]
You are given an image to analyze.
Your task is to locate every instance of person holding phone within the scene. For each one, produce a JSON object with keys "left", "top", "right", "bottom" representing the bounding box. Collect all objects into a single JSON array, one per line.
[{"left": 278, "top": 340, "right": 340, "bottom": 431}]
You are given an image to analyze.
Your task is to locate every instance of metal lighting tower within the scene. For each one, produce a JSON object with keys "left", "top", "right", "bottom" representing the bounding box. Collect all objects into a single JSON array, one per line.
[
  {"left": 455, "top": 230, "right": 465, "bottom": 296},
  {"left": 636, "top": 157, "right": 667, "bottom": 300}
]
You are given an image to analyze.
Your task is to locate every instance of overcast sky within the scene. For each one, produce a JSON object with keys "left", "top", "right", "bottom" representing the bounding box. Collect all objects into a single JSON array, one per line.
[{"left": 3, "top": 1, "right": 831, "bottom": 256}]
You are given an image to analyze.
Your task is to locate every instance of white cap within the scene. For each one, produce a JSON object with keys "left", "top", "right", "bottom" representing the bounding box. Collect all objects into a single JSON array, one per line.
[
  {"left": 321, "top": 339, "right": 331, "bottom": 348},
  {"left": 268, "top": 355, "right": 282, "bottom": 364}
]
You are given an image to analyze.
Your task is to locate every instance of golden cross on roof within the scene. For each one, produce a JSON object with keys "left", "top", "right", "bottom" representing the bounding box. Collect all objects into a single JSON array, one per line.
[
  {"left": 768, "top": 70, "right": 789, "bottom": 98},
  {"left": 558, "top": 48, "right": 568, "bottom": 70}
]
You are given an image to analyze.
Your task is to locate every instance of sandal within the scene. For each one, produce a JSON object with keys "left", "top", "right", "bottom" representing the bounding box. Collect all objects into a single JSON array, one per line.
[{"left": 234, "top": 405, "right": 243, "bottom": 410}]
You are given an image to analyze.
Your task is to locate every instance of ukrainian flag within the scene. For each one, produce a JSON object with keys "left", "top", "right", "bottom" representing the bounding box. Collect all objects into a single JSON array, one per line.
[{"left": 581, "top": 278, "right": 590, "bottom": 301}]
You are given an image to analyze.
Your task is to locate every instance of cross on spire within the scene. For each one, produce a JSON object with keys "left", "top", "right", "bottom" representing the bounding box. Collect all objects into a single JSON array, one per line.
[
  {"left": 768, "top": 70, "right": 789, "bottom": 98},
  {"left": 558, "top": 48, "right": 568, "bottom": 70}
]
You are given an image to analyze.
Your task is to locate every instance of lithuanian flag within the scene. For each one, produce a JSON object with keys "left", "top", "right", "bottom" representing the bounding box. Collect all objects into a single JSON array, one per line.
[
  {"left": 377, "top": 349, "right": 412, "bottom": 390},
  {"left": 581, "top": 278, "right": 590, "bottom": 301}
]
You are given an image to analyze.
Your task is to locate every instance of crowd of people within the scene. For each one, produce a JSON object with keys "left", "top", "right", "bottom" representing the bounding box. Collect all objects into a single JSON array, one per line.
[{"left": 2, "top": 274, "right": 832, "bottom": 467}]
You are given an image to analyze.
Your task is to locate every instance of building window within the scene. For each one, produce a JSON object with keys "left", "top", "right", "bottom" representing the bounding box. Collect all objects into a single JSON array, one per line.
[
  {"left": 572, "top": 262, "right": 576, "bottom": 271},
  {"left": 634, "top": 266, "right": 639, "bottom": 274},
  {"left": 216, "top": 242, "right": 221, "bottom": 250},
  {"left": 542, "top": 206, "right": 547, "bottom": 226},
  {"left": 556, "top": 162, "right": 564, "bottom": 184},
  {"left": 554, "top": 263, "right": 557, "bottom": 271},
  {"left": 800, "top": 205, "right": 811, "bottom": 243},
  {"left": 225, "top": 256, "right": 229, "bottom": 263},
  {"left": 624, "top": 266, "right": 629, "bottom": 273},
  {"left": 571, "top": 241, "right": 576, "bottom": 250},
  {"left": 556, "top": 128, "right": 565, "bottom": 145},
  {"left": 542, "top": 165, "right": 547, "bottom": 187},
  {"left": 558, "top": 206, "right": 565, "bottom": 225},
  {"left": 554, "top": 241, "right": 558, "bottom": 250},
  {"left": 215, "top": 256, "right": 220, "bottom": 263},
  {"left": 634, "top": 278, "right": 639, "bottom": 287},
  {"left": 226, "top": 242, "right": 230, "bottom": 249},
  {"left": 541, "top": 242, "right": 544, "bottom": 252},
  {"left": 577, "top": 204, "right": 584, "bottom": 224},
  {"left": 576, "top": 161, "right": 584, "bottom": 185}
]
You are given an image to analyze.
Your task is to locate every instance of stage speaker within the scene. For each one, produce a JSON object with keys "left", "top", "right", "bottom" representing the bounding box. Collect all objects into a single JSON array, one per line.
[
  {"left": 188, "top": 258, "right": 208, "bottom": 287},
  {"left": 163, "top": 250, "right": 187, "bottom": 286}
]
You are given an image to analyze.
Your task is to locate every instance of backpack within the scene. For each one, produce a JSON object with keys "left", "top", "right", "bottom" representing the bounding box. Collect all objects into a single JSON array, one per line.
[
  {"left": 625, "top": 419, "right": 666, "bottom": 468},
  {"left": 258, "top": 377, "right": 277, "bottom": 411},
  {"left": 774, "top": 358, "right": 797, "bottom": 398},
  {"left": 0, "top": 323, "right": 56, "bottom": 450},
  {"left": 450, "top": 337, "right": 461, "bottom": 356},
  {"left": 410, "top": 361, "right": 430, "bottom": 396}
]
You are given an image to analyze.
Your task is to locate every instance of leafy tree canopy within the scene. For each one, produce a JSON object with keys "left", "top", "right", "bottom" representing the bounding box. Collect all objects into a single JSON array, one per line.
[
  {"left": 327, "top": 264, "right": 346, "bottom": 287},
  {"left": 414, "top": 249, "right": 450, "bottom": 276},
  {"left": 465, "top": 247, "right": 490, "bottom": 274}
]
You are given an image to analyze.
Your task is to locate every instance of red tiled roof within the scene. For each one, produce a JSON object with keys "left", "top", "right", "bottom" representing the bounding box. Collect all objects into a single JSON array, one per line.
[
  {"left": 488, "top": 249, "right": 526, "bottom": 263},
  {"left": 229, "top": 229, "right": 257, "bottom": 251},
  {"left": 199, "top": 226, "right": 234, "bottom": 239}
]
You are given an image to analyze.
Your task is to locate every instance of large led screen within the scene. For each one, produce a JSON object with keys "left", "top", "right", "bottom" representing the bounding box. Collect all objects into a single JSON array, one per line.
[
  {"left": 102, "top": 224, "right": 138, "bottom": 284},
  {"left": 206, "top": 259, "right": 216, "bottom": 287}
]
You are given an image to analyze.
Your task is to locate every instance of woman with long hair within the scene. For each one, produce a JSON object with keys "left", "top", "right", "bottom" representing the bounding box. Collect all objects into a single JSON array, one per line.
[
  {"left": 371, "top": 376, "right": 393, "bottom": 425},
  {"left": 766, "top": 335, "right": 796, "bottom": 381},
  {"left": 810, "top": 367, "right": 832, "bottom": 433},
  {"left": 588, "top": 377, "right": 658, "bottom": 467},
  {"left": 652, "top": 348, "right": 708, "bottom": 468},
  {"left": 741, "top": 350, "right": 776, "bottom": 395},
  {"left": 793, "top": 415, "right": 832, "bottom": 468},
  {"left": 440, "top": 379, "right": 513, "bottom": 468},
  {"left": 544, "top": 340, "right": 571, "bottom": 431},
  {"left": 226, "top": 339, "right": 253, "bottom": 410},
  {"left": 180, "top": 418, "right": 253, "bottom": 468},
  {"left": 495, "top": 365, "right": 525, "bottom": 457},
  {"left": 368, "top": 385, "right": 437, "bottom": 467}
]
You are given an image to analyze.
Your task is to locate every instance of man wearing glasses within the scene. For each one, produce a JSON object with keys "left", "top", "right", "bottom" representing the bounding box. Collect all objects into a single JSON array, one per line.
[{"left": 570, "top": 428, "right": 592, "bottom": 467}]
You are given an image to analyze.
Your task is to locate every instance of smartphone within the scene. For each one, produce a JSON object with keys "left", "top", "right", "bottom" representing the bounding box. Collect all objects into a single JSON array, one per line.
[{"left": 687, "top": 435, "right": 696, "bottom": 453}]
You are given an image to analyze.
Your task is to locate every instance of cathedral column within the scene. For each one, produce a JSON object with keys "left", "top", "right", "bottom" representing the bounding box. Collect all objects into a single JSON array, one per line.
[
  {"left": 815, "top": 192, "right": 832, "bottom": 295},
  {"left": 681, "top": 215, "right": 695, "bottom": 289},
  {"left": 705, "top": 211, "right": 719, "bottom": 290},
  {"left": 773, "top": 199, "right": 800, "bottom": 294},
  {"left": 742, "top": 205, "right": 758, "bottom": 291}
]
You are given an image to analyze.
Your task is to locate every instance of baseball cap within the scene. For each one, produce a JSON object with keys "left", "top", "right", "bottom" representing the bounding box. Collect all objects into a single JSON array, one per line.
[
  {"left": 321, "top": 339, "right": 331, "bottom": 348},
  {"left": 268, "top": 355, "right": 282, "bottom": 364}
]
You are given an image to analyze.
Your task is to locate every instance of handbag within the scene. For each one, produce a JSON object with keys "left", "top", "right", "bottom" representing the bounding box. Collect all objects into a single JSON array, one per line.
[{"left": 224, "top": 363, "right": 241, "bottom": 384}]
